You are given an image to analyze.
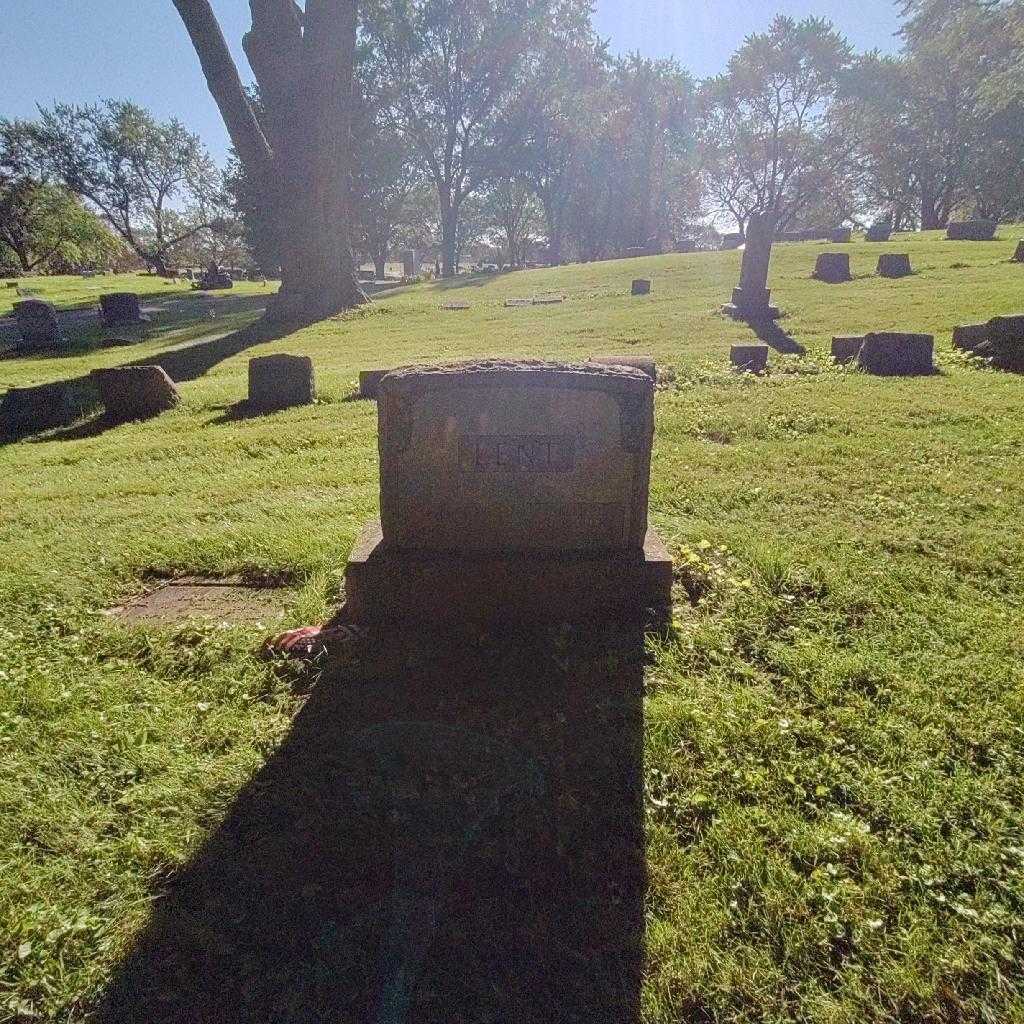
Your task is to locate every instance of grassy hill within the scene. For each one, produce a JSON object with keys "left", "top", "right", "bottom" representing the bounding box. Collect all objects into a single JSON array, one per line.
[{"left": 2, "top": 229, "right": 1024, "bottom": 1021}]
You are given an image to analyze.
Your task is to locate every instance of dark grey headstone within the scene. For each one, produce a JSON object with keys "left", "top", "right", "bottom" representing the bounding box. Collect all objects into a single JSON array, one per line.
[
  {"left": 13, "top": 300, "right": 64, "bottom": 350},
  {"left": 1013, "top": 240, "right": 1024, "bottom": 263},
  {"left": 248, "top": 354, "right": 316, "bottom": 410},
  {"left": 724, "top": 212, "right": 780, "bottom": 319},
  {"left": 947, "top": 221, "right": 998, "bottom": 241},
  {"left": 952, "top": 323, "right": 989, "bottom": 351},
  {"left": 831, "top": 336, "right": 864, "bottom": 364},
  {"left": 730, "top": 344, "right": 769, "bottom": 373},
  {"left": 99, "top": 292, "right": 148, "bottom": 327},
  {"left": 877, "top": 254, "right": 912, "bottom": 278},
  {"left": 813, "top": 253, "right": 852, "bottom": 283},
  {"left": 631, "top": 279, "right": 651, "bottom": 296},
  {"left": 866, "top": 221, "right": 892, "bottom": 242},
  {"left": 90, "top": 365, "right": 180, "bottom": 421},
  {"left": 857, "top": 333, "right": 934, "bottom": 376},
  {"left": 829, "top": 227, "right": 852, "bottom": 243}
]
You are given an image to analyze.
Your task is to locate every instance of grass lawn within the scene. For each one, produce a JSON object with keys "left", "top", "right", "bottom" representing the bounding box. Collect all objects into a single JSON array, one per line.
[{"left": 2, "top": 230, "right": 1024, "bottom": 1022}]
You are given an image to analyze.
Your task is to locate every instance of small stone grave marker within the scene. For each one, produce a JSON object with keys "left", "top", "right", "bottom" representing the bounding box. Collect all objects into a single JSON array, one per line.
[
  {"left": 631, "top": 279, "right": 651, "bottom": 296},
  {"left": 90, "top": 365, "right": 180, "bottom": 421},
  {"left": 1013, "top": 240, "right": 1024, "bottom": 263},
  {"left": 533, "top": 295, "right": 564, "bottom": 305},
  {"left": 953, "top": 323, "right": 989, "bottom": 351},
  {"left": 830, "top": 227, "right": 852, "bottom": 243},
  {"left": 866, "top": 221, "right": 892, "bottom": 242},
  {"left": 359, "top": 368, "right": 392, "bottom": 400},
  {"left": 813, "top": 252, "right": 852, "bottom": 283},
  {"left": 441, "top": 301, "right": 471, "bottom": 311},
  {"left": 504, "top": 298, "right": 531, "bottom": 308},
  {"left": 14, "top": 300, "right": 65, "bottom": 350},
  {"left": 109, "top": 576, "right": 292, "bottom": 626},
  {"left": 730, "top": 344, "right": 769, "bottom": 373},
  {"left": 832, "top": 336, "right": 864, "bottom": 364},
  {"left": 877, "top": 253, "right": 913, "bottom": 278},
  {"left": 248, "top": 354, "right": 316, "bottom": 410},
  {"left": 99, "top": 292, "right": 149, "bottom": 327},
  {"left": 947, "top": 221, "right": 998, "bottom": 241},
  {"left": 857, "top": 333, "right": 934, "bottom": 376}
]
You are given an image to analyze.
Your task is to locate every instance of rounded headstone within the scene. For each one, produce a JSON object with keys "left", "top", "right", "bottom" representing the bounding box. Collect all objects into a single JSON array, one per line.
[
  {"left": 248, "top": 354, "right": 316, "bottom": 410},
  {"left": 13, "top": 300, "right": 64, "bottom": 350},
  {"left": 90, "top": 365, "right": 180, "bottom": 421},
  {"left": 877, "top": 254, "right": 913, "bottom": 278},
  {"left": 813, "top": 252, "right": 852, "bottom": 283},
  {"left": 856, "top": 333, "right": 934, "bottom": 376},
  {"left": 631, "top": 279, "right": 651, "bottom": 296},
  {"left": 730, "top": 344, "right": 769, "bottom": 373}
]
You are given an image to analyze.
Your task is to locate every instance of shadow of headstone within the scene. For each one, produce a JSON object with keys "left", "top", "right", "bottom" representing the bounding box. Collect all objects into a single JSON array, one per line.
[{"left": 98, "top": 629, "right": 647, "bottom": 1023}]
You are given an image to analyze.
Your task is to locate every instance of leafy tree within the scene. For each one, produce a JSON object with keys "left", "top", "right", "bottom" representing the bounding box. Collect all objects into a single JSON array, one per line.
[
  {"left": 35, "top": 100, "right": 219, "bottom": 275},
  {"left": 484, "top": 178, "right": 543, "bottom": 267},
  {"left": 697, "top": 16, "right": 854, "bottom": 233},
  {"left": 364, "top": 0, "right": 554, "bottom": 276},
  {"left": 171, "top": 0, "right": 364, "bottom": 323},
  {"left": 0, "top": 119, "right": 123, "bottom": 273}
]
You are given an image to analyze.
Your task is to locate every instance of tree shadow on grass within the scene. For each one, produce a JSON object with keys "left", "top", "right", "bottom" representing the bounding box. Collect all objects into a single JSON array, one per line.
[
  {"left": 0, "top": 317, "right": 292, "bottom": 446},
  {"left": 96, "top": 627, "right": 646, "bottom": 1024}
]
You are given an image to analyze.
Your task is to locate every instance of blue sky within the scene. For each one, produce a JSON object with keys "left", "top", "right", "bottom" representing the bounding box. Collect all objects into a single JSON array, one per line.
[{"left": 1, "top": 1, "right": 902, "bottom": 162}]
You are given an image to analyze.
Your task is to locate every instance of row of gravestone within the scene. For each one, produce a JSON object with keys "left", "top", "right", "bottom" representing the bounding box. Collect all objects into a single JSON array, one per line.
[
  {"left": 9, "top": 293, "right": 149, "bottom": 351},
  {"left": 812, "top": 252, "right": 915, "bottom": 282}
]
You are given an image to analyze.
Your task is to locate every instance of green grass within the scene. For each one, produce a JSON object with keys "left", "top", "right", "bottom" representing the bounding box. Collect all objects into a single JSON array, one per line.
[{"left": 2, "top": 229, "right": 1024, "bottom": 1022}]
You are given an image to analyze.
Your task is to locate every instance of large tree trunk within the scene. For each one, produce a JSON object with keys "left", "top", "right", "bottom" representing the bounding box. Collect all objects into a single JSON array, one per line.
[
  {"left": 920, "top": 190, "right": 943, "bottom": 231},
  {"left": 439, "top": 196, "right": 459, "bottom": 278},
  {"left": 171, "top": 0, "right": 365, "bottom": 327}
]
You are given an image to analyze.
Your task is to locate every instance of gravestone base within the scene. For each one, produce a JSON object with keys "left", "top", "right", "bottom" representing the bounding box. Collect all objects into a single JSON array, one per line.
[
  {"left": 723, "top": 286, "right": 780, "bottom": 320},
  {"left": 344, "top": 519, "right": 672, "bottom": 633}
]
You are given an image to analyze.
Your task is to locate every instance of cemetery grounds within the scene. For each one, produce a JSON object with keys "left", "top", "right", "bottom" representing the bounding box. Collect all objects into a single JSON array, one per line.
[{"left": 1, "top": 231, "right": 1023, "bottom": 1022}]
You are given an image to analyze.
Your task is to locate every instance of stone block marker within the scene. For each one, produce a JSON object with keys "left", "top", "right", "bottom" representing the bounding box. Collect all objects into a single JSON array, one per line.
[
  {"left": 533, "top": 295, "right": 565, "bottom": 305},
  {"left": 952, "top": 323, "right": 989, "bottom": 351},
  {"left": 856, "top": 333, "right": 934, "bottom": 376},
  {"left": 631, "top": 279, "right": 651, "bottom": 296},
  {"left": 248, "top": 354, "right": 316, "bottom": 410},
  {"left": 832, "top": 335, "right": 864, "bottom": 364},
  {"left": 1013, "top": 240, "right": 1024, "bottom": 263},
  {"left": 13, "top": 300, "right": 65, "bottom": 350},
  {"left": 359, "top": 368, "right": 392, "bottom": 400},
  {"left": 345, "top": 360, "right": 671, "bottom": 630},
  {"left": 504, "top": 299, "right": 532, "bottom": 308},
  {"left": 830, "top": 227, "right": 852, "bottom": 243},
  {"left": 723, "top": 211, "right": 780, "bottom": 320},
  {"left": 441, "top": 301, "right": 471, "bottom": 310},
  {"left": 90, "top": 365, "right": 180, "bottom": 421},
  {"left": 878, "top": 253, "right": 913, "bottom": 278},
  {"left": 813, "top": 252, "right": 852, "bottom": 283},
  {"left": 0, "top": 382, "right": 72, "bottom": 436},
  {"left": 730, "top": 344, "right": 769, "bottom": 373},
  {"left": 947, "top": 220, "right": 998, "bottom": 241},
  {"left": 99, "top": 292, "right": 149, "bottom": 327},
  {"left": 866, "top": 221, "right": 892, "bottom": 242},
  {"left": 588, "top": 355, "right": 657, "bottom": 380}
]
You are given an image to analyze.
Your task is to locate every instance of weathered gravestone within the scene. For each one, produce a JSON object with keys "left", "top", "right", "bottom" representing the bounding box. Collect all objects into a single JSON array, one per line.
[
  {"left": 730, "top": 344, "right": 769, "bottom": 373},
  {"left": 99, "top": 292, "right": 149, "bottom": 327},
  {"left": 831, "top": 335, "right": 864, "bottom": 364},
  {"left": 959, "top": 315, "right": 1024, "bottom": 371},
  {"left": 813, "top": 252, "right": 852, "bottom": 283},
  {"left": 631, "top": 279, "right": 651, "bottom": 296},
  {"left": 0, "top": 381, "right": 73, "bottom": 436},
  {"left": 947, "top": 220, "right": 998, "bottom": 241},
  {"left": 344, "top": 360, "right": 672, "bottom": 630},
  {"left": 866, "top": 220, "right": 892, "bottom": 242},
  {"left": 248, "top": 354, "right": 316, "bottom": 410},
  {"left": 359, "top": 368, "right": 392, "bottom": 400},
  {"left": 857, "top": 333, "right": 934, "bottom": 376},
  {"left": 723, "top": 211, "right": 780, "bottom": 319},
  {"left": 952, "top": 323, "right": 990, "bottom": 351},
  {"left": 1013, "top": 240, "right": 1024, "bottom": 263},
  {"left": 90, "top": 365, "right": 180, "bottom": 421},
  {"left": 13, "top": 300, "right": 65, "bottom": 350},
  {"left": 830, "top": 227, "right": 852, "bottom": 243},
  {"left": 877, "top": 253, "right": 913, "bottom": 278},
  {"left": 588, "top": 355, "right": 657, "bottom": 380}
]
